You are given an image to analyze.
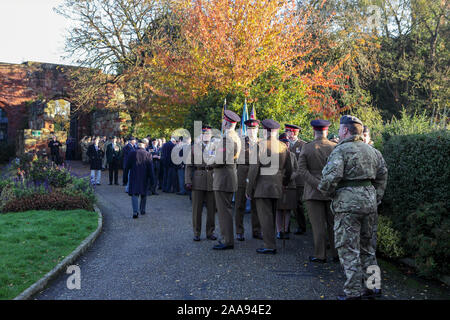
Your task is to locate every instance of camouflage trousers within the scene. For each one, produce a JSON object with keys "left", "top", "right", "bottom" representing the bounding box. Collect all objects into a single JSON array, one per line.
[{"left": 334, "top": 211, "right": 378, "bottom": 297}]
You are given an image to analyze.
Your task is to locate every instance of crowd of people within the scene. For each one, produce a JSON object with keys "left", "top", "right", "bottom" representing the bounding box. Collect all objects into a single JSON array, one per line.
[
  {"left": 77, "top": 134, "right": 193, "bottom": 196},
  {"left": 45, "top": 113, "right": 382, "bottom": 300}
]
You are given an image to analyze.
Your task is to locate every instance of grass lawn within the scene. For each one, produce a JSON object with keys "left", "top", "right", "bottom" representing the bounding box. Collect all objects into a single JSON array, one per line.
[{"left": 0, "top": 209, "right": 98, "bottom": 300}]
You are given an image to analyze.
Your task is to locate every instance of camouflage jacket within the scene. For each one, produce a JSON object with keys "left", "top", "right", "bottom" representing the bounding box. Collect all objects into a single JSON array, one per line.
[{"left": 318, "top": 135, "right": 388, "bottom": 214}]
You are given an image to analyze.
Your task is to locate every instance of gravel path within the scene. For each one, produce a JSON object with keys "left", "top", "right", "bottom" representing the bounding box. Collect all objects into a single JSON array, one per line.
[{"left": 35, "top": 161, "right": 450, "bottom": 300}]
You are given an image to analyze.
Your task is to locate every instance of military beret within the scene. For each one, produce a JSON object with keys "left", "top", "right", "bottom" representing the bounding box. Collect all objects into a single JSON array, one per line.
[
  {"left": 340, "top": 115, "right": 363, "bottom": 126},
  {"left": 278, "top": 133, "right": 289, "bottom": 143},
  {"left": 310, "top": 119, "right": 331, "bottom": 131},
  {"left": 224, "top": 110, "right": 241, "bottom": 123},
  {"left": 261, "top": 119, "right": 280, "bottom": 130},
  {"left": 244, "top": 119, "right": 260, "bottom": 128},
  {"left": 202, "top": 125, "right": 212, "bottom": 132},
  {"left": 285, "top": 124, "right": 301, "bottom": 132},
  {"left": 129, "top": 136, "right": 136, "bottom": 141}
]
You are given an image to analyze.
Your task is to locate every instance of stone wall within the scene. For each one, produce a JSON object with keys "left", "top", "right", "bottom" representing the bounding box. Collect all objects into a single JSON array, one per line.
[{"left": 91, "top": 109, "right": 131, "bottom": 138}]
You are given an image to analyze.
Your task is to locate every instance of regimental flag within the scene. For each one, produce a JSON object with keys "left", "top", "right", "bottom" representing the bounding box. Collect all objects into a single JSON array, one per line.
[
  {"left": 250, "top": 105, "right": 256, "bottom": 120},
  {"left": 241, "top": 98, "right": 249, "bottom": 136}
]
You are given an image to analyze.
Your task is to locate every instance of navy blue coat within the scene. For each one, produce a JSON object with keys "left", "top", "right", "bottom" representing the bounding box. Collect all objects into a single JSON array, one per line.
[
  {"left": 161, "top": 141, "right": 176, "bottom": 167},
  {"left": 125, "top": 148, "right": 155, "bottom": 196},
  {"left": 122, "top": 143, "right": 136, "bottom": 170}
]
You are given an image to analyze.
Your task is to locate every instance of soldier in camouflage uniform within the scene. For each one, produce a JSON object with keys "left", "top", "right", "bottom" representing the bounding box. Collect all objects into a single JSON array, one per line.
[{"left": 318, "top": 115, "right": 388, "bottom": 300}]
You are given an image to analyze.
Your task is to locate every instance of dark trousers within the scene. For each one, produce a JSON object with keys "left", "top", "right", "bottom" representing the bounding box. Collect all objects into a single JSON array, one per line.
[
  {"left": 163, "top": 166, "right": 177, "bottom": 192},
  {"left": 131, "top": 194, "right": 147, "bottom": 214},
  {"left": 51, "top": 153, "right": 60, "bottom": 165},
  {"left": 108, "top": 159, "right": 119, "bottom": 184},
  {"left": 152, "top": 160, "right": 161, "bottom": 191}
]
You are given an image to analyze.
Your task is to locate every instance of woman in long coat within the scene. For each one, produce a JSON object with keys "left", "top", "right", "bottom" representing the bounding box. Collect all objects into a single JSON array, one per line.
[{"left": 125, "top": 142, "right": 155, "bottom": 218}]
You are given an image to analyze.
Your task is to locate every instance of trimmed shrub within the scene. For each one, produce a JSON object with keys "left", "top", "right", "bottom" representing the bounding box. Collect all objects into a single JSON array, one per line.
[
  {"left": 377, "top": 215, "right": 405, "bottom": 259},
  {"left": 380, "top": 130, "right": 450, "bottom": 277},
  {"left": 2, "top": 192, "right": 93, "bottom": 213},
  {"left": 1, "top": 157, "right": 95, "bottom": 213},
  {"left": 405, "top": 202, "right": 450, "bottom": 277}
]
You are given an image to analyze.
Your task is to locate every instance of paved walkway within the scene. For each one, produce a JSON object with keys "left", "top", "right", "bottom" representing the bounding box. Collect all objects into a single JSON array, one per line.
[{"left": 36, "top": 161, "right": 450, "bottom": 300}]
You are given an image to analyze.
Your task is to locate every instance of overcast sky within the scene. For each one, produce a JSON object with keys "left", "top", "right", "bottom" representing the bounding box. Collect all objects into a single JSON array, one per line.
[{"left": 0, "top": 0, "right": 74, "bottom": 65}]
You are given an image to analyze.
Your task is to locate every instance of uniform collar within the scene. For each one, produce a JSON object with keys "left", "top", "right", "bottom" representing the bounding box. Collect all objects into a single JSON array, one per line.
[{"left": 337, "top": 135, "right": 364, "bottom": 145}]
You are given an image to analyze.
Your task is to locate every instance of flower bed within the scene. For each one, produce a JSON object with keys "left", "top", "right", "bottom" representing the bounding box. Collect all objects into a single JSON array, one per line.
[{"left": 0, "top": 156, "right": 95, "bottom": 213}]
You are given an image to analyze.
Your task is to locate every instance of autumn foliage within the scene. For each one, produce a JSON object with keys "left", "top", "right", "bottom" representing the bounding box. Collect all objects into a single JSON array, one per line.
[{"left": 145, "top": 0, "right": 350, "bottom": 118}]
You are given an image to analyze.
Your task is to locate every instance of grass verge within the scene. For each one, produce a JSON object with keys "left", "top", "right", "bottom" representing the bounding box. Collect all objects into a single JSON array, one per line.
[{"left": 0, "top": 209, "right": 98, "bottom": 300}]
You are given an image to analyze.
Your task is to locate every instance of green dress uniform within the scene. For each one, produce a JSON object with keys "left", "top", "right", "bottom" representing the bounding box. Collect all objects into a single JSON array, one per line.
[
  {"left": 246, "top": 119, "right": 293, "bottom": 253},
  {"left": 285, "top": 124, "right": 307, "bottom": 233},
  {"left": 276, "top": 150, "right": 298, "bottom": 211},
  {"left": 297, "top": 120, "right": 337, "bottom": 262},
  {"left": 185, "top": 141, "right": 216, "bottom": 239},
  {"left": 318, "top": 115, "right": 388, "bottom": 299},
  {"left": 235, "top": 135, "right": 261, "bottom": 239},
  {"left": 208, "top": 110, "right": 242, "bottom": 249}
]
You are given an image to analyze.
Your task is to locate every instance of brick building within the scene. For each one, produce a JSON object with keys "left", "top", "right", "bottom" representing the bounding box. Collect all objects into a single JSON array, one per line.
[{"left": 0, "top": 61, "right": 130, "bottom": 157}]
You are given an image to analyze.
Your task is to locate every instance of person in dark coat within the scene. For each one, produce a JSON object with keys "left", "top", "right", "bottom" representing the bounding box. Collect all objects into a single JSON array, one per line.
[
  {"left": 148, "top": 139, "right": 161, "bottom": 195},
  {"left": 125, "top": 141, "right": 155, "bottom": 219},
  {"left": 87, "top": 136, "right": 104, "bottom": 185},
  {"left": 48, "top": 135, "right": 62, "bottom": 164},
  {"left": 65, "top": 137, "right": 75, "bottom": 160},
  {"left": 106, "top": 136, "right": 122, "bottom": 185},
  {"left": 161, "top": 137, "right": 177, "bottom": 193},
  {"left": 122, "top": 136, "right": 137, "bottom": 189}
]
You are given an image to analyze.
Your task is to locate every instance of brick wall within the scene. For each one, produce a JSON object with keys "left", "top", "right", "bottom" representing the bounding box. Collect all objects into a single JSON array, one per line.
[{"left": 0, "top": 61, "right": 120, "bottom": 157}]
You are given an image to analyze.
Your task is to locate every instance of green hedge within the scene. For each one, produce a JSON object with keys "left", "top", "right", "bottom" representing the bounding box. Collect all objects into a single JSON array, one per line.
[{"left": 379, "top": 130, "right": 450, "bottom": 277}]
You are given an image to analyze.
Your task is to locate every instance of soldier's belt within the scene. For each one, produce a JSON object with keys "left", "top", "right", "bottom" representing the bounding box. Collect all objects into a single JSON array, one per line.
[{"left": 337, "top": 180, "right": 372, "bottom": 189}]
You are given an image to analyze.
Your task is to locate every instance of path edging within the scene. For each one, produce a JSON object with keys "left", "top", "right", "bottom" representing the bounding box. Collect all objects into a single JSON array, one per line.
[{"left": 13, "top": 205, "right": 103, "bottom": 300}]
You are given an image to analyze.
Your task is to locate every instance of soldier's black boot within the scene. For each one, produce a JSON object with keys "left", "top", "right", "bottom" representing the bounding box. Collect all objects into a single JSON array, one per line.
[
  {"left": 276, "top": 232, "right": 283, "bottom": 239},
  {"left": 252, "top": 232, "right": 263, "bottom": 240},
  {"left": 206, "top": 234, "right": 217, "bottom": 241},
  {"left": 337, "top": 293, "right": 361, "bottom": 300},
  {"left": 213, "top": 242, "right": 234, "bottom": 250},
  {"left": 256, "top": 248, "right": 277, "bottom": 254},
  {"left": 236, "top": 234, "right": 245, "bottom": 241},
  {"left": 309, "top": 256, "right": 326, "bottom": 263}
]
